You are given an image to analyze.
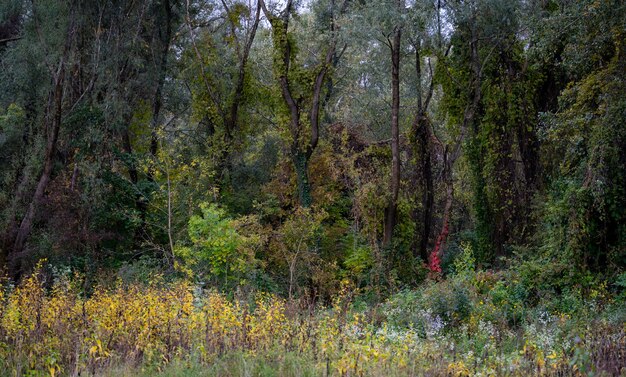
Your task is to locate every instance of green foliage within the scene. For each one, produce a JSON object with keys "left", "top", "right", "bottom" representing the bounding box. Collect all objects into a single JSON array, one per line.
[
  {"left": 452, "top": 242, "right": 476, "bottom": 278},
  {"left": 381, "top": 258, "right": 622, "bottom": 361},
  {"left": 176, "top": 203, "right": 252, "bottom": 285},
  {"left": 535, "top": 7, "right": 626, "bottom": 275},
  {"left": 0, "top": 103, "right": 25, "bottom": 142},
  {"left": 117, "top": 256, "right": 169, "bottom": 286},
  {"left": 439, "top": 1, "right": 544, "bottom": 265},
  {"left": 344, "top": 244, "right": 374, "bottom": 281},
  {"left": 0, "top": 7, "right": 624, "bottom": 374},
  {"left": 0, "top": 104, "right": 27, "bottom": 206}
]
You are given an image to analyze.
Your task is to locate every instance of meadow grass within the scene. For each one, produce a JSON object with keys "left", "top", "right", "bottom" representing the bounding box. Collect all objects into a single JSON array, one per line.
[{"left": 0, "top": 266, "right": 623, "bottom": 376}]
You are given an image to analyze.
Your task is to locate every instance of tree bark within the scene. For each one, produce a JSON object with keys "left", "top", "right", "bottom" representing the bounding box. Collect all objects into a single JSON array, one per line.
[
  {"left": 383, "top": 25, "right": 401, "bottom": 246},
  {"left": 429, "top": 13, "right": 482, "bottom": 269},
  {"left": 411, "top": 42, "right": 436, "bottom": 261},
  {"left": 413, "top": 119, "right": 433, "bottom": 261},
  {"left": 11, "top": 53, "right": 69, "bottom": 277},
  {"left": 148, "top": 0, "right": 174, "bottom": 179},
  {"left": 224, "top": 0, "right": 261, "bottom": 139},
  {"left": 260, "top": 0, "right": 342, "bottom": 208}
]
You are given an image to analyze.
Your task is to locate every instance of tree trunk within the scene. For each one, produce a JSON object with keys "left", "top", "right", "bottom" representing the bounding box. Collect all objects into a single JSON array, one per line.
[
  {"left": 224, "top": 1, "right": 261, "bottom": 140},
  {"left": 11, "top": 58, "right": 68, "bottom": 277},
  {"left": 148, "top": 0, "right": 173, "bottom": 180},
  {"left": 293, "top": 149, "right": 313, "bottom": 208},
  {"left": 429, "top": 13, "right": 482, "bottom": 271},
  {"left": 260, "top": 0, "right": 341, "bottom": 209},
  {"left": 417, "top": 123, "right": 433, "bottom": 261},
  {"left": 216, "top": 1, "right": 261, "bottom": 187},
  {"left": 410, "top": 43, "right": 435, "bottom": 261},
  {"left": 383, "top": 26, "right": 401, "bottom": 246}
]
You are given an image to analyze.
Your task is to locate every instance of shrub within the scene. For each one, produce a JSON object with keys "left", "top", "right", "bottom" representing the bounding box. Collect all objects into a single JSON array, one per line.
[{"left": 175, "top": 203, "right": 256, "bottom": 286}]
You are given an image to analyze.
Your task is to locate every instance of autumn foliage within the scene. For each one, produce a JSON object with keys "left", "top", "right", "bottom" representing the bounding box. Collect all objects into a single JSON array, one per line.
[{"left": 0, "top": 263, "right": 623, "bottom": 376}]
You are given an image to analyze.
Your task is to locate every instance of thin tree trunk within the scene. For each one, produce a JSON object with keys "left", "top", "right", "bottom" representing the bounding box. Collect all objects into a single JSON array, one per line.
[
  {"left": 411, "top": 42, "right": 435, "bottom": 261},
  {"left": 429, "top": 15, "right": 482, "bottom": 270},
  {"left": 11, "top": 55, "right": 68, "bottom": 277},
  {"left": 216, "top": 1, "right": 261, "bottom": 185},
  {"left": 10, "top": 7, "right": 77, "bottom": 275},
  {"left": 383, "top": 26, "right": 401, "bottom": 246},
  {"left": 224, "top": 1, "right": 261, "bottom": 139},
  {"left": 148, "top": 0, "right": 173, "bottom": 179}
]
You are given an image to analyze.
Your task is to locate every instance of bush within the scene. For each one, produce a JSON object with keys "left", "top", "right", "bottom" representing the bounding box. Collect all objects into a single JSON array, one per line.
[{"left": 175, "top": 203, "right": 257, "bottom": 286}]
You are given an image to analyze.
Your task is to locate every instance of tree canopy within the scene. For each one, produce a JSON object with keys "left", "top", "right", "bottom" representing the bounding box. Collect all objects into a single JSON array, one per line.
[{"left": 0, "top": 0, "right": 623, "bottom": 296}]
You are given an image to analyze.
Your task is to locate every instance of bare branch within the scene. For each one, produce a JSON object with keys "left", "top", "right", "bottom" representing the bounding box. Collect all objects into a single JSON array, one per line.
[{"left": 0, "top": 36, "right": 21, "bottom": 45}]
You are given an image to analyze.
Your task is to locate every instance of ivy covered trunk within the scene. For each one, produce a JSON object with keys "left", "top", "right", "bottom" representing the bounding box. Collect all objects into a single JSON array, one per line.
[
  {"left": 292, "top": 149, "right": 313, "bottom": 208},
  {"left": 260, "top": 0, "right": 341, "bottom": 210},
  {"left": 416, "top": 119, "right": 433, "bottom": 262}
]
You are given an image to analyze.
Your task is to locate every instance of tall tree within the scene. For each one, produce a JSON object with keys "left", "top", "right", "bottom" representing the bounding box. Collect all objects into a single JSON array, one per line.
[
  {"left": 148, "top": 0, "right": 176, "bottom": 177},
  {"left": 437, "top": 0, "right": 542, "bottom": 264},
  {"left": 406, "top": 0, "right": 441, "bottom": 261},
  {"left": 9, "top": 2, "right": 78, "bottom": 277},
  {"left": 430, "top": 0, "right": 484, "bottom": 269},
  {"left": 1, "top": 0, "right": 185, "bottom": 275},
  {"left": 259, "top": 0, "right": 347, "bottom": 208},
  {"left": 382, "top": 2, "right": 402, "bottom": 246},
  {"left": 184, "top": 0, "right": 261, "bottom": 183}
]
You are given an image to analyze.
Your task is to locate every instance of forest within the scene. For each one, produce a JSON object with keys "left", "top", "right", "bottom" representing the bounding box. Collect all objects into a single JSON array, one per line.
[{"left": 0, "top": 0, "right": 625, "bottom": 375}]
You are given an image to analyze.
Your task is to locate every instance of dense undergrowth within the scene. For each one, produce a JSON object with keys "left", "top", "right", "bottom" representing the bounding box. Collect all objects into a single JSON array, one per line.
[
  {"left": 1, "top": 254, "right": 624, "bottom": 377},
  {"left": 1, "top": 0, "right": 625, "bottom": 376}
]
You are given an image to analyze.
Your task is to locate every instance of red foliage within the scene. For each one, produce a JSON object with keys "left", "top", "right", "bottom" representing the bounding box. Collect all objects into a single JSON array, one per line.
[
  {"left": 428, "top": 249, "right": 442, "bottom": 273},
  {"left": 428, "top": 218, "right": 449, "bottom": 273}
]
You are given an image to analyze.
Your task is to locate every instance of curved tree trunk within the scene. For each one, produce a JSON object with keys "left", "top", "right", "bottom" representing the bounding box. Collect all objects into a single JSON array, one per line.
[{"left": 11, "top": 46, "right": 70, "bottom": 278}]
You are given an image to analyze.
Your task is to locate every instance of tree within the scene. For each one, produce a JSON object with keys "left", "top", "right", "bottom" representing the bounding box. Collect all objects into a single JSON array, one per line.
[
  {"left": 9, "top": 2, "right": 77, "bottom": 277},
  {"left": 417, "top": 0, "right": 486, "bottom": 271},
  {"left": 532, "top": 0, "right": 626, "bottom": 275},
  {"left": 437, "top": 0, "right": 539, "bottom": 265},
  {"left": 381, "top": 0, "right": 403, "bottom": 247},
  {"left": 406, "top": 0, "right": 441, "bottom": 261},
  {"left": 183, "top": 0, "right": 261, "bottom": 184},
  {"left": 259, "top": 0, "right": 347, "bottom": 208},
  {"left": 0, "top": 0, "right": 185, "bottom": 276}
]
